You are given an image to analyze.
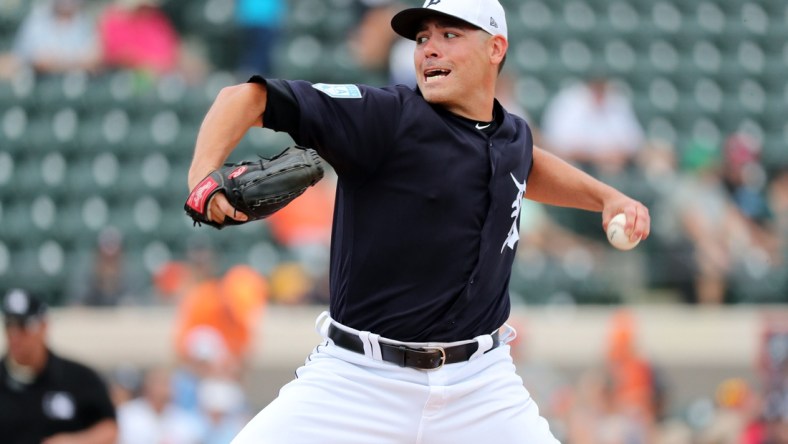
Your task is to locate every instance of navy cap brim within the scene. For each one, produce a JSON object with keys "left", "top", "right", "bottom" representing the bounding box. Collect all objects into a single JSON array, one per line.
[{"left": 391, "top": 8, "right": 473, "bottom": 40}]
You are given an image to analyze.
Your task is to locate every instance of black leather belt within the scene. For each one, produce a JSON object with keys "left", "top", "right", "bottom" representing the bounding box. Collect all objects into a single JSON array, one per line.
[{"left": 327, "top": 324, "right": 500, "bottom": 370}]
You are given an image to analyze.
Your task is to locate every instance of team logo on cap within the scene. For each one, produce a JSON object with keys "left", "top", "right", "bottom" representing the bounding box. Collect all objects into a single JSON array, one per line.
[
  {"left": 425, "top": 0, "right": 440, "bottom": 6},
  {"left": 5, "top": 289, "right": 29, "bottom": 316}
]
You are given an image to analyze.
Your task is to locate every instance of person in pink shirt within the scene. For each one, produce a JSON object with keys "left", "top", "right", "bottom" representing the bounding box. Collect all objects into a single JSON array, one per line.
[{"left": 98, "top": 0, "right": 179, "bottom": 76}]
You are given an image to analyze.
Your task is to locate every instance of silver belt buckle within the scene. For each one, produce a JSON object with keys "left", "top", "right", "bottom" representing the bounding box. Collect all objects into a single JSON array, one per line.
[{"left": 423, "top": 346, "right": 446, "bottom": 370}]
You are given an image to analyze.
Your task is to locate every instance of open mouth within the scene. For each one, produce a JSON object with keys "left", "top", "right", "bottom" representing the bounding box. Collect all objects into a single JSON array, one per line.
[{"left": 424, "top": 68, "right": 451, "bottom": 83}]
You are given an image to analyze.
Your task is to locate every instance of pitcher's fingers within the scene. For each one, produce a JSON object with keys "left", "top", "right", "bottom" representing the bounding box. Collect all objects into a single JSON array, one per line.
[
  {"left": 628, "top": 205, "right": 650, "bottom": 242},
  {"left": 208, "top": 194, "right": 248, "bottom": 223}
]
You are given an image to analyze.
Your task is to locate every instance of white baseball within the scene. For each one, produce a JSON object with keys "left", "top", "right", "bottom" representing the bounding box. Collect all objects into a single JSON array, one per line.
[{"left": 606, "top": 213, "right": 640, "bottom": 251}]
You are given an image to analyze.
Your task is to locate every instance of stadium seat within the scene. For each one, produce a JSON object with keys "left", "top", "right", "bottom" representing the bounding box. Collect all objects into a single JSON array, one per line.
[
  {"left": 603, "top": 39, "right": 637, "bottom": 74},
  {"left": 0, "top": 152, "right": 12, "bottom": 193},
  {"left": 0, "top": 240, "right": 10, "bottom": 282},
  {"left": 277, "top": 34, "right": 325, "bottom": 81},
  {"left": 16, "top": 154, "right": 70, "bottom": 203},
  {"left": 648, "top": 39, "right": 680, "bottom": 74},
  {"left": 511, "top": 1, "right": 556, "bottom": 43},
  {"left": 54, "top": 199, "right": 103, "bottom": 248},
  {"left": 647, "top": 77, "right": 680, "bottom": 113},
  {"left": 1, "top": 201, "right": 39, "bottom": 243},
  {"left": 692, "top": 77, "right": 724, "bottom": 114},
  {"left": 762, "top": 134, "right": 788, "bottom": 168},
  {"left": 562, "top": 1, "right": 597, "bottom": 33}
]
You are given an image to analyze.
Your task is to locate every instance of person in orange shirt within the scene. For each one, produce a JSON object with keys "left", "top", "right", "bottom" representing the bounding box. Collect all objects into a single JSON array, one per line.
[
  {"left": 266, "top": 169, "right": 336, "bottom": 304},
  {"left": 266, "top": 169, "right": 335, "bottom": 250},
  {"left": 174, "top": 264, "right": 268, "bottom": 363},
  {"left": 605, "top": 310, "right": 657, "bottom": 425}
]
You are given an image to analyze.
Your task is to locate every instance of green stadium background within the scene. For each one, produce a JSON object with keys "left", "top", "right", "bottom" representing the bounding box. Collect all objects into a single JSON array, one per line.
[{"left": 1, "top": 0, "right": 786, "bottom": 305}]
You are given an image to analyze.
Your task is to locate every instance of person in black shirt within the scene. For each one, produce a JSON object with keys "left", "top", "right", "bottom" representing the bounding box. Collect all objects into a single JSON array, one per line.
[
  {"left": 187, "top": 0, "right": 650, "bottom": 442},
  {"left": 0, "top": 289, "right": 117, "bottom": 444}
]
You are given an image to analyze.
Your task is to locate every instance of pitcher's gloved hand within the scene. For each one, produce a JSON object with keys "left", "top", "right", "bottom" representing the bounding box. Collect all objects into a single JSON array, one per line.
[{"left": 185, "top": 145, "right": 324, "bottom": 229}]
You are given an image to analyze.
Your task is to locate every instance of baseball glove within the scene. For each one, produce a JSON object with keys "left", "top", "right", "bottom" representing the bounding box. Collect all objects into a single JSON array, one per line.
[{"left": 185, "top": 145, "right": 324, "bottom": 229}]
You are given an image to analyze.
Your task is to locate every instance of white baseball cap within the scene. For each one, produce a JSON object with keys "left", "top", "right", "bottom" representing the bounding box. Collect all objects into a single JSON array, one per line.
[{"left": 391, "top": 0, "right": 508, "bottom": 41}]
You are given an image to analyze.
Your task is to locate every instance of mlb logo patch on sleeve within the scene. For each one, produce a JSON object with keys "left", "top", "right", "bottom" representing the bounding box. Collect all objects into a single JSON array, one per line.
[{"left": 312, "top": 83, "right": 362, "bottom": 99}]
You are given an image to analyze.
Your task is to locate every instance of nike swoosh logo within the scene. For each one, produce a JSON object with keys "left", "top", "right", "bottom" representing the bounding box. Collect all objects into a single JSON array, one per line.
[{"left": 475, "top": 122, "right": 491, "bottom": 130}]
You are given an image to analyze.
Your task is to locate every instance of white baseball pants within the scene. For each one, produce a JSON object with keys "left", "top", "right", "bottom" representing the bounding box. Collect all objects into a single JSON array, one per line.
[{"left": 231, "top": 313, "right": 559, "bottom": 443}]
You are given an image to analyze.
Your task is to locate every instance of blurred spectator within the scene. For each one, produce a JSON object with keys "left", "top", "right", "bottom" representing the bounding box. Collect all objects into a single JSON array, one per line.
[
  {"left": 2, "top": 0, "right": 100, "bottom": 77},
  {"left": 173, "top": 263, "right": 268, "bottom": 364},
  {"left": 634, "top": 140, "right": 697, "bottom": 301},
  {"left": 197, "top": 376, "right": 249, "bottom": 444},
  {"left": 267, "top": 167, "right": 336, "bottom": 289},
  {"left": 170, "top": 239, "right": 263, "bottom": 342},
  {"left": 754, "top": 317, "right": 788, "bottom": 443},
  {"left": 267, "top": 261, "right": 317, "bottom": 305},
  {"left": 107, "top": 364, "right": 143, "bottom": 408},
  {"left": 769, "top": 167, "right": 788, "bottom": 270},
  {"left": 541, "top": 76, "right": 644, "bottom": 175},
  {"left": 267, "top": 169, "right": 335, "bottom": 250},
  {"left": 171, "top": 325, "right": 228, "bottom": 413},
  {"left": 388, "top": 35, "right": 416, "bottom": 87},
  {"left": 516, "top": 198, "right": 605, "bottom": 264},
  {"left": 496, "top": 68, "right": 527, "bottom": 120},
  {"left": 116, "top": 366, "right": 203, "bottom": 444},
  {"left": 508, "top": 316, "right": 573, "bottom": 442},
  {"left": 697, "top": 378, "right": 754, "bottom": 444},
  {"left": 667, "top": 140, "right": 755, "bottom": 304},
  {"left": 234, "top": 0, "right": 285, "bottom": 79},
  {"left": 153, "top": 236, "right": 220, "bottom": 304},
  {"left": 98, "top": 0, "right": 206, "bottom": 84},
  {"left": 348, "top": 0, "right": 414, "bottom": 86},
  {"left": 152, "top": 260, "right": 191, "bottom": 304},
  {"left": 70, "top": 227, "right": 133, "bottom": 307},
  {"left": 566, "top": 369, "right": 649, "bottom": 444},
  {"left": 604, "top": 311, "right": 658, "bottom": 426},
  {"left": 722, "top": 133, "right": 771, "bottom": 224},
  {"left": 566, "top": 311, "right": 657, "bottom": 444},
  {"left": 0, "top": 289, "right": 118, "bottom": 443}
]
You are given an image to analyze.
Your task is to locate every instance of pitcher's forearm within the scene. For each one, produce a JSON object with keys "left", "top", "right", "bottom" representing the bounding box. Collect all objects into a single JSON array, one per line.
[
  {"left": 525, "top": 147, "right": 620, "bottom": 212},
  {"left": 188, "top": 82, "right": 268, "bottom": 189}
]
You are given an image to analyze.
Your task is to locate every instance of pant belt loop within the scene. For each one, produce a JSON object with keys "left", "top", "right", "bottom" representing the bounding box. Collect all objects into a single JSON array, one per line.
[
  {"left": 368, "top": 333, "right": 382, "bottom": 360},
  {"left": 469, "top": 334, "right": 494, "bottom": 360},
  {"left": 315, "top": 311, "right": 332, "bottom": 339},
  {"left": 359, "top": 331, "right": 373, "bottom": 358},
  {"left": 499, "top": 323, "right": 517, "bottom": 345}
]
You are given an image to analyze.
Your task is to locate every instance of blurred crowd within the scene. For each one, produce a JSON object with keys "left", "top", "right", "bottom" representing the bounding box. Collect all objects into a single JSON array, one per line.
[
  {"left": 1, "top": 0, "right": 787, "bottom": 443},
  {"left": 3, "top": 0, "right": 781, "bottom": 308},
  {"left": 516, "top": 74, "right": 788, "bottom": 307},
  {"left": 508, "top": 310, "right": 788, "bottom": 444},
  {"left": 0, "top": 0, "right": 286, "bottom": 84}
]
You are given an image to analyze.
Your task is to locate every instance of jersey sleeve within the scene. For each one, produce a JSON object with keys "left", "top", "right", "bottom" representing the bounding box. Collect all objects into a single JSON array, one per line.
[{"left": 257, "top": 77, "right": 404, "bottom": 179}]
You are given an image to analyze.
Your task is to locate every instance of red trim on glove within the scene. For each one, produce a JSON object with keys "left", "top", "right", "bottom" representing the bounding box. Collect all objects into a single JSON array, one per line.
[
  {"left": 187, "top": 176, "right": 219, "bottom": 213},
  {"left": 228, "top": 166, "right": 248, "bottom": 179}
]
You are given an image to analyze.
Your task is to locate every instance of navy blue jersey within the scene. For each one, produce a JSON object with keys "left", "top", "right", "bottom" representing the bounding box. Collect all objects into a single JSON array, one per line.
[{"left": 258, "top": 78, "right": 534, "bottom": 342}]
